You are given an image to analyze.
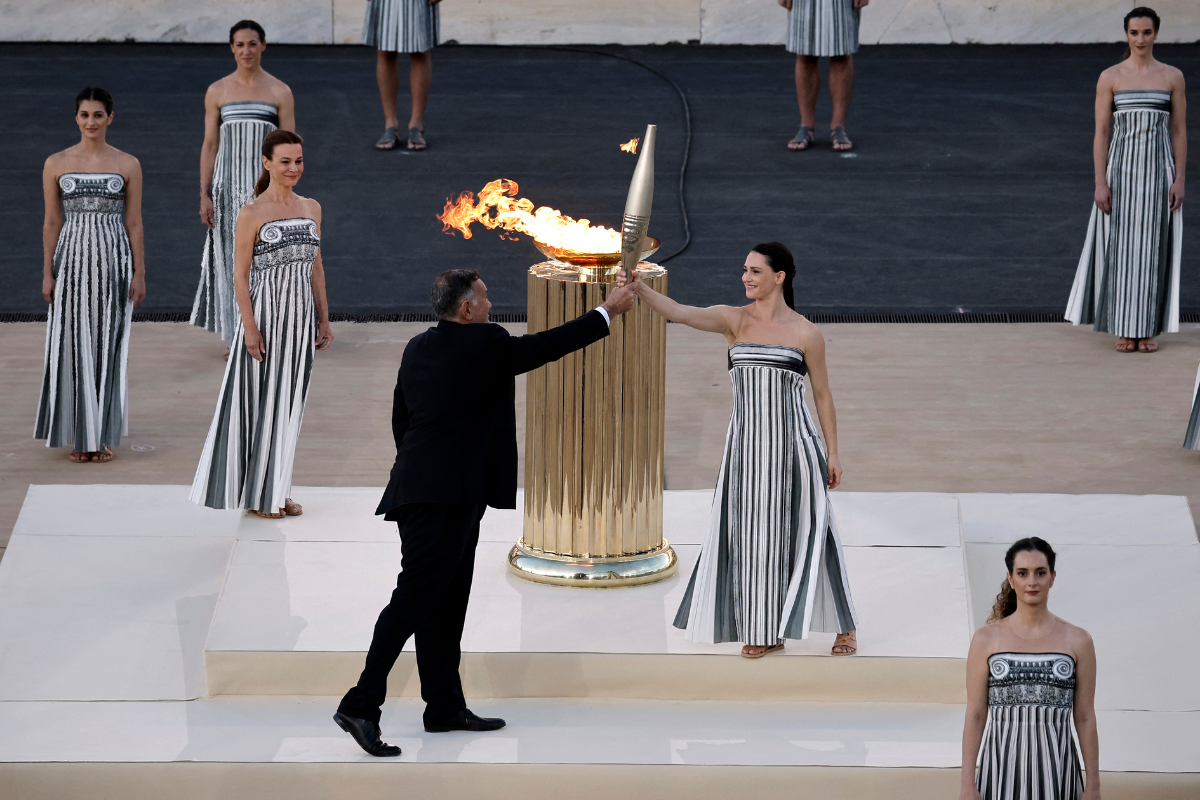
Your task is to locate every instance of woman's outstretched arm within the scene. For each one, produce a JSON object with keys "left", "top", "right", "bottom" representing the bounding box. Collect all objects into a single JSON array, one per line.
[{"left": 628, "top": 273, "right": 740, "bottom": 338}]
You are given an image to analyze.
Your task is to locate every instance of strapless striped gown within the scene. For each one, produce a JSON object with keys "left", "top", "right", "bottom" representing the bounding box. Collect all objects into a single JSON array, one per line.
[
  {"left": 786, "top": 0, "right": 859, "bottom": 57},
  {"left": 191, "top": 101, "right": 278, "bottom": 343},
  {"left": 35, "top": 173, "right": 133, "bottom": 452},
  {"left": 977, "top": 652, "right": 1083, "bottom": 800},
  {"left": 674, "top": 343, "right": 857, "bottom": 646},
  {"left": 1066, "top": 89, "right": 1182, "bottom": 338},
  {"left": 191, "top": 218, "right": 319, "bottom": 512},
  {"left": 1185, "top": 363, "right": 1200, "bottom": 450},
  {"left": 363, "top": 0, "right": 439, "bottom": 53}
]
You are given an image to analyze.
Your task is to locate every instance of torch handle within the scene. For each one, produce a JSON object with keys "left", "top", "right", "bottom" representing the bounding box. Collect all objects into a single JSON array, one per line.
[{"left": 620, "top": 213, "right": 650, "bottom": 277}]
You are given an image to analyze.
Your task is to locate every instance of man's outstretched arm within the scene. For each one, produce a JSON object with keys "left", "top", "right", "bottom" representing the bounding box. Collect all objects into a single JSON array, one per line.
[{"left": 498, "top": 282, "right": 637, "bottom": 375}]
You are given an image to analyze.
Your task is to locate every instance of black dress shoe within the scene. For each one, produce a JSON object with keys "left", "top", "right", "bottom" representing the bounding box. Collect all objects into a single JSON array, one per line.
[
  {"left": 334, "top": 712, "right": 402, "bottom": 757},
  {"left": 424, "top": 708, "right": 506, "bottom": 733}
]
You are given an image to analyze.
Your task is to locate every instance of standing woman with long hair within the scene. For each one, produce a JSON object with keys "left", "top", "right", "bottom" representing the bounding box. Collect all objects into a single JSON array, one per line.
[
  {"left": 36, "top": 87, "right": 146, "bottom": 463},
  {"left": 191, "top": 130, "right": 334, "bottom": 518},
  {"left": 191, "top": 20, "right": 295, "bottom": 351},
  {"left": 1066, "top": 7, "right": 1186, "bottom": 353},
  {"left": 630, "top": 243, "right": 858, "bottom": 658},
  {"left": 959, "top": 538, "right": 1100, "bottom": 800}
]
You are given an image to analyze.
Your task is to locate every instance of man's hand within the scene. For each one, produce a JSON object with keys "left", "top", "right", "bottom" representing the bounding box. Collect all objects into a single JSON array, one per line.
[{"left": 601, "top": 284, "right": 636, "bottom": 318}]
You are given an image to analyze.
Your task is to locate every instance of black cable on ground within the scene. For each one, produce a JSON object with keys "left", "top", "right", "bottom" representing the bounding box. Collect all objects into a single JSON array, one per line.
[{"left": 513, "top": 45, "right": 693, "bottom": 264}]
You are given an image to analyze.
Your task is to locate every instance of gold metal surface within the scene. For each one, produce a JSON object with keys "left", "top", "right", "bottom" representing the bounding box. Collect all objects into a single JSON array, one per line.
[
  {"left": 517, "top": 262, "right": 673, "bottom": 587},
  {"left": 533, "top": 236, "right": 661, "bottom": 282}
]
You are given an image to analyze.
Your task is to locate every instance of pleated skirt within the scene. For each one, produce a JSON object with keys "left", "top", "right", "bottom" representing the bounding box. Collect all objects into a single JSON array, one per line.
[
  {"left": 35, "top": 212, "right": 133, "bottom": 451},
  {"left": 786, "top": 0, "right": 859, "bottom": 57},
  {"left": 1185, "top": 362, "right": 1200, "bottom": 450},
  {"left": 191, "top": 118, "right": 276, "bottom": 343},
  {"left": 190, "top": 264, "right": 315, "bottom": 511},
  {"left": 363, "top": 0, "right": 439, "bottom": 53},
  {"left": 674, "top": 359, "right": 857, "bottom": 646},
  {"left": 1065, "top": 109, "right": 1181, "bottom": 338},
  {"left": 977, "top": 705, "right": 1083, "bottom": 800}
]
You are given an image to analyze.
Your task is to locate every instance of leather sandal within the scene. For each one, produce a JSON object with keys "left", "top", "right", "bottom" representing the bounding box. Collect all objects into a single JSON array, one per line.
[
  {"left": 91, "top": 447, "right": 114, "bottom": 463},
  {"left": 407, "top": 127, "right": 427, "bottom": 151},
  {"left": 254, "top": 509, "right": 286, "bottom": 519},
  {"left": 741, "top": 643, "right": 785, "bottom": 659},
  {"left": 1116, "top": 338, "right": 1136, "bottom": 352},
  {"left": 831, "top": 126, "right": 853, "bottom": 151},
  {"left": 375, "top": 126, "right": 401, "bottom": 151},
  {"left": 1137, "top": 338, "right": 1158, "bottom": 353},
  {"left": 788, "top": 125, "right": 814, "bottom": 151},
  {"left": 832, "top": 631, "right": 857, "bottom": 656},
  {"left": 284, "top": 499, "right": 303, "bottom": 516},
  {"left": 68, "top": 451, "right": 91, "bottom": 463}
]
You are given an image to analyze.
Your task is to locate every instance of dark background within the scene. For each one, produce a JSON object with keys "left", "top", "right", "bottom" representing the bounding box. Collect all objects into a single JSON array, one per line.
[{"left": 2, "top": 42, "right": 1196, "bottom": 317}]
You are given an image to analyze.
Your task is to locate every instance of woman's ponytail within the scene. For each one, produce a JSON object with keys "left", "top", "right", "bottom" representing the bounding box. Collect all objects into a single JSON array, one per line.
[
  {"left": 255, "top": 129, "right": 304, "bottom": 196},
  {"left": 750, "top": 241, "right": 797, "bottom": 310}
]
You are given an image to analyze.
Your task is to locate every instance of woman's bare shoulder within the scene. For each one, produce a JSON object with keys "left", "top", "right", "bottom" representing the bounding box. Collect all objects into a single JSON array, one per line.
[
  {"left": 970, "top": 620, "right": 1002, "bottom": 652},
  {"left": 1060, "top": 618, "right": 1094, "bottom": 657}
]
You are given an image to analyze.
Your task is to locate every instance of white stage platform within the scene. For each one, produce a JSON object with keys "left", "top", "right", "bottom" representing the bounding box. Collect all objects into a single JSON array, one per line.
[{"left": 1, "top": 486, "right": 1198, "bottom": 799}]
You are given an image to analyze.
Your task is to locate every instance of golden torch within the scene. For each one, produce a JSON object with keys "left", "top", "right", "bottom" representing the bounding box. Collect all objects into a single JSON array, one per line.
[{"left": 620, "top": 124, "right": 656, "bottom": 279}]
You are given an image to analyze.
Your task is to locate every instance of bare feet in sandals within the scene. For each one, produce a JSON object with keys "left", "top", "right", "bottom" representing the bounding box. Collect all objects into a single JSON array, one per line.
[
  {"left": 832, "top": 631, "right": 857, "bottom": 656},
  {"left": 788, "top": 125, "right": 815, "bottom": 151},
  {"left": 284, "top": 499, "right": 303, "bottom": 516},
  {"left": 91, "top": 447, "right": 114, "bottom": 463},
  {"left": 375, "top": 126, "right": 401, "bottom": 151},
  {"left": 254, "top": 508, "right": 285, "bottom": 519},
  {"left": 1116, "top": 337, "right": 1136, "bottom": 352},
  {"left": 1137, "top": 337, "right": 1158, "bottom": 353},
  {"left": 831, "top": 126, "right": 853, "bottom": 151},
  {"left": 68, "top": 451, "right": 91, "bottom": 463},
  {"left": 741, "top": 643, "right": 785, "bottom": 658}
]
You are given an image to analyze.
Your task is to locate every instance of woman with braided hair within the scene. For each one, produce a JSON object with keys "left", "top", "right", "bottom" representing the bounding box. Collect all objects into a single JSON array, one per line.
[{"left": 960, "top": 538, "right": 1100, "bottom": 800}]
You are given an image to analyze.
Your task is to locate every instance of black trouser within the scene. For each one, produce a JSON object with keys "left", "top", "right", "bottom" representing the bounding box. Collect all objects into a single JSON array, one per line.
[{"left": 338, "top": 502, "right": 485, "bottom": 725}]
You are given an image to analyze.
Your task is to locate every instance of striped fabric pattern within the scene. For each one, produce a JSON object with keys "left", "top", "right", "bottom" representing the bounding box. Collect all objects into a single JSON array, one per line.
[
  {"left": 674, "top": 343, "right": 857, "bottom": 646},
  {"left": 190, "top": 101, "right": 278, "bottom": 343},
  {"left": 35, "top": 173, "right": 133, "bottom": 451},
  {"left": 976, "top": 653, "right": 1083, "bottom": 800},
  {"left": 1185, "top": 362, "right": 1200, "bottom": 450},
  {"left": 1066, "top": 90, "right": 1182, "bottom": 338},
  {"left": 362, "top": 0, "right": 439, "bottom": 53},
  {"left": 191, "top": 218, "right": 319, "bottom": 512},
  {"left": 786, "top": 0, "right": 860, "bottom": 58}
]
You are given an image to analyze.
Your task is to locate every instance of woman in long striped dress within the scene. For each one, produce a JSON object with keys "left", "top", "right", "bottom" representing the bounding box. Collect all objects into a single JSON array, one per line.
[
  {"left": 960, "top": 538, "right": 1100, "bottom": 800},
  {"left": 364, "top": 0, "right": 441, "bottom": 151},
  {"left": 1065, "top": 7, "right": 1186, "bottom": 353},
  {"left": 191, "top": 130, "right": 334, "bottom": 519},
  {"left": 780, "top": 0, "right": 868, "bottom": 151},
  {"left": 1185, "top": 364, "right": 1200, "bottom": 450},
  {"left": 36, "top": 87, "right": 146, "bottom": 463},
  {"left": 630, "top": 243, "right": 858, "bottom": 657},
  {"left": 192, "top": 20, "right": 295, "bottom": 350}
]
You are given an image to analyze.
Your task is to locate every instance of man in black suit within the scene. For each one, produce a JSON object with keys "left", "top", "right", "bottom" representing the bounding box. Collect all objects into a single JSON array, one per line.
[{"left": 335, "top": 268, "right": 635, "bottom": 756}]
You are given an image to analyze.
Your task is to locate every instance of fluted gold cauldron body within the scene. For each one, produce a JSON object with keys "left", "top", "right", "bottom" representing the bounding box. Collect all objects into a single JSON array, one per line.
[{"left": 510, "top": 262, "right": 677, "bottom": 587}]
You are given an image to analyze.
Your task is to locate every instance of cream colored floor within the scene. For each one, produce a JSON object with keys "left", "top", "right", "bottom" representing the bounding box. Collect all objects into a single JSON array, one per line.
[{"left": 2, "top": 320, "right": 1199, "bottom": 561}]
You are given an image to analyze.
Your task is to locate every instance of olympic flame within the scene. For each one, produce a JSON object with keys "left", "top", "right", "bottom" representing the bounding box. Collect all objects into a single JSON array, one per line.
[
  {"left": 620, "top": 137, "right": 640, "bottom": 154},
  {"left": 437, "top": 179, "right": 621, "bottom": 253}
]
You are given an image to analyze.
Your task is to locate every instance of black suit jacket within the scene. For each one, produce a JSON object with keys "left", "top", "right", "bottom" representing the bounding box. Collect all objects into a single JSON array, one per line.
[{"left": 376, "top": 310, "right": 610, "bottom": 518}]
